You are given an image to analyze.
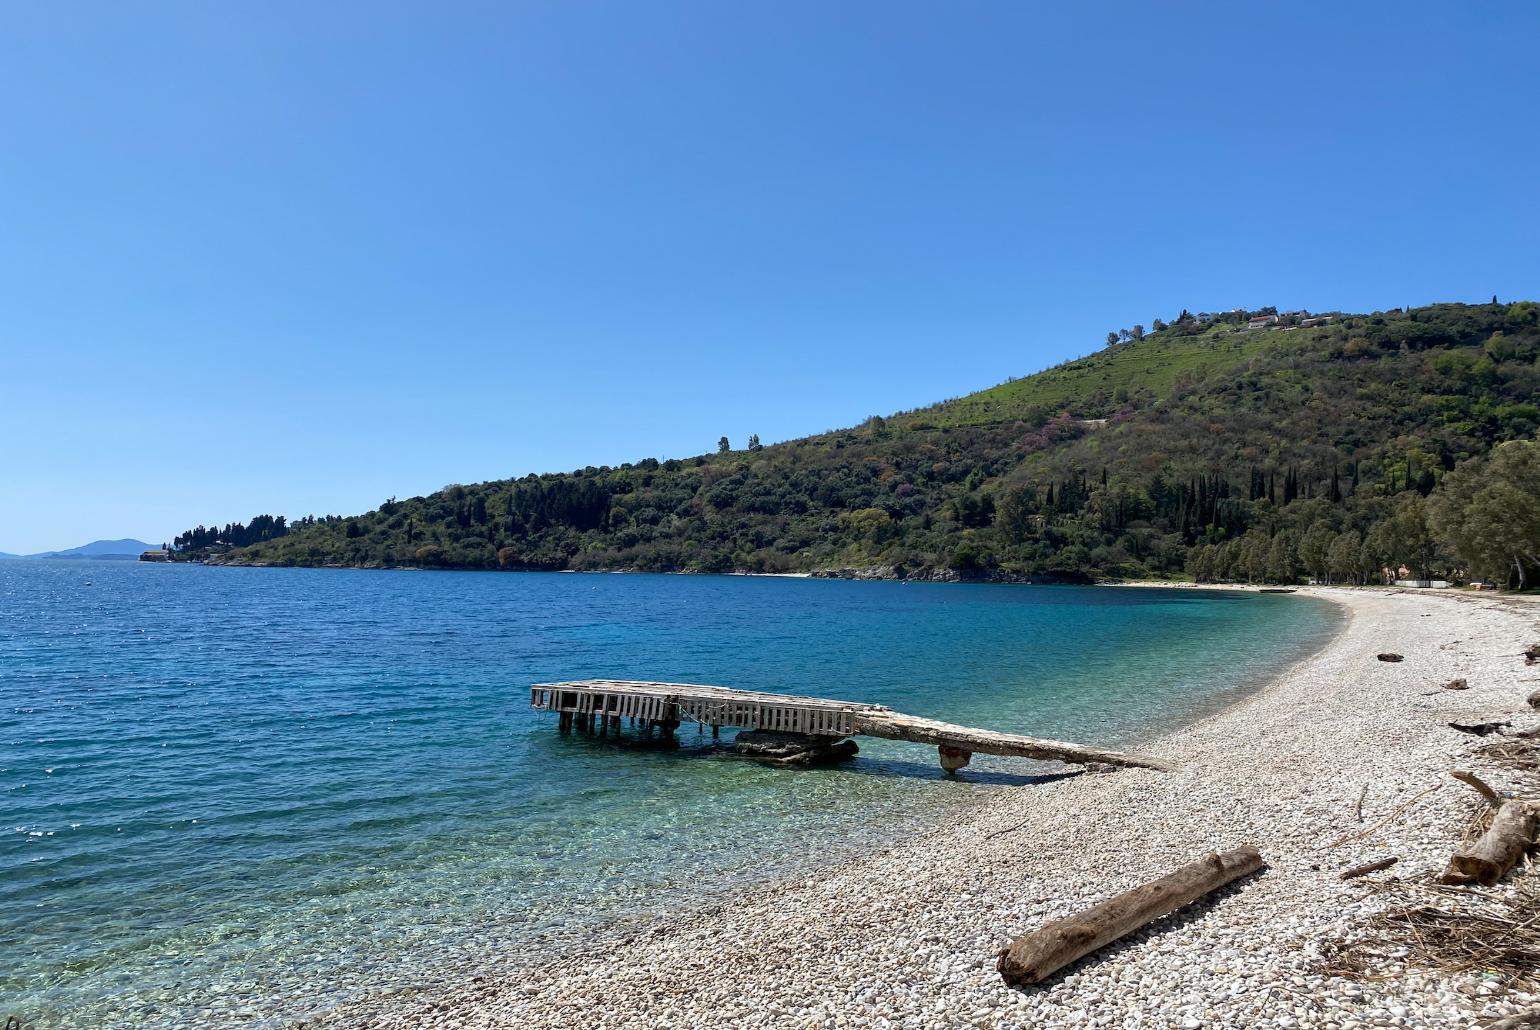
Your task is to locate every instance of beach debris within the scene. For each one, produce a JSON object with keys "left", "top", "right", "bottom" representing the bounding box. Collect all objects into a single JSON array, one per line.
[
  {"left": 1339, "top": 856, "right": 1398, "bottom": 881},
  {"left": 1451, "top": 770, "right": 1504, "bottom": 808},
  {"left": 1526, "top": 644, "right": 1540, "bottom": 666},
  {"left": 1487, "top": 1009, "right": 1540, "bottom": 1029},
  {"left": 1329, "top": 782, "right": 1443, "bottom": 849},
  {"left": 733, "top": 730, "right": 859, "bottom": 767},
  {"left": 1478, "top": 739, "right": 1540, "bottom": 771},
  {"left": 996, "top": 846, "right": 1265, "bottom": 987},
  {"left": 1528, "top": 689, "right": 1540, "bottom": 710},
  {"left": 1440, "top": 799, "right": 1539, "bottom": 886},
  {"left": 1443, "top": 677, "right": 1470, "bottom": 691},
  {"left": 1449, "top": 721, "right": 1513, "bottom": 737},
  {"left": 1319, "top": 877, "right": 1540, "bottom": 991},
  {"left": 1377, "top": 653, "right": 1404, "bottom": 663}
]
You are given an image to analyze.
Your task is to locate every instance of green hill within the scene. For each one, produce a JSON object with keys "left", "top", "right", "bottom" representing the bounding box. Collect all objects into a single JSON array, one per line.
[{"left": 180, "top": 300, "right": 1540, "bottom": 588}]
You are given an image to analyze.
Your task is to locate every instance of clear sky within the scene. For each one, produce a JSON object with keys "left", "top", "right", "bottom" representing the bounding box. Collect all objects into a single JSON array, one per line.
[{"left": 2, "top": 2, "right": 1537, "bottom": 553}]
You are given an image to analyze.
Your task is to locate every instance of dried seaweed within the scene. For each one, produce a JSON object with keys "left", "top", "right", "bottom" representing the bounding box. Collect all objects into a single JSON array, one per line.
[{"left": 1319, "top": 878, "right": 1540, "bottom": 988}]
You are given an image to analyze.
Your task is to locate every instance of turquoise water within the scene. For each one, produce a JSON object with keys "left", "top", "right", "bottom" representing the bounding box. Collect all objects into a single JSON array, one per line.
[{"left": 1, "top": 562, "right": 1337, "bottom": 1027}]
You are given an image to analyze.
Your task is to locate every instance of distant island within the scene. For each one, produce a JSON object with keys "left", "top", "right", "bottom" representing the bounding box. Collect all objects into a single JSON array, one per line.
[
  {"left": 0, "top": 538, "right": 155, "bottom": 561},
  {"left": 166, "top": 300, "right": 1540, "bottom": 589}
]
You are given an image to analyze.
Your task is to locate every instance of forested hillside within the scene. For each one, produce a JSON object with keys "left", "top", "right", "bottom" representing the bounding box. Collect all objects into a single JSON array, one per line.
[{"left": 181, "top": 301, "right": 1540, "bottom": 588}]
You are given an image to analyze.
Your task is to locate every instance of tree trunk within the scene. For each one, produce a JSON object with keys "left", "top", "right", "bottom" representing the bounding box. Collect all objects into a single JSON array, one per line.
[
  {"left": 997, "top": 847, "right": 1265, "bottom": 987},
  {"left": 1440, "top": 800, "right": 1539, "bottom": 886}
]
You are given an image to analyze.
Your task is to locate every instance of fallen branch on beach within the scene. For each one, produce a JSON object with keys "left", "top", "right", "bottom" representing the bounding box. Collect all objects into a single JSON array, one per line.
[
  {"left": 1451, "top": 770, "right": 1504, "bottom": 808},
  {"left": 1440, "top": 799, "right": 1539, "bottom": 886},
  {"left": 1486, "top": 1009, "right": 1540, "bottom": 1029},
  {"left": 996, "top": 846, "right": 1265, "bottom": 987},
  {"left": 1340, "top": 857, "right": 1398, "bottom": 881}
]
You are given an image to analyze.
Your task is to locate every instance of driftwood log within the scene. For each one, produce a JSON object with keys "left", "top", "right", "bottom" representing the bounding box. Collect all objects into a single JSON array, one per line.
[
  {"left": 1377, "top": 653, "right": 1404, "bottom": 663},
  {"left": 1440, "top": 800, "right": 1539, "bottom": 886},
  {"left": 1486, "top": 1009, "right": 1540, "bottom": 1029},
  {"left": 997, "top": 847, "right": 1265, "bottom": 987}
]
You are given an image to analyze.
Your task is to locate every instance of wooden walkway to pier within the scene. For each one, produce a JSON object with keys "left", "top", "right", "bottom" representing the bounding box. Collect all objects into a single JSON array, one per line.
[{"left": 530, "top": 679, "right": 1168, "bottom": 773}]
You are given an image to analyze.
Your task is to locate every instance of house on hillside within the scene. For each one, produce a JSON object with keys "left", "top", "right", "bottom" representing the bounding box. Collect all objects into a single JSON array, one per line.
[
  {"left": 1248, "top": 314, "right": 1279, "bottom": 329},
  {"left": 139, "top": 549, "right": 170, "bottom": 562},
  {"left": 1299, "top": 316, "right": 1333, "bottom": 328}
]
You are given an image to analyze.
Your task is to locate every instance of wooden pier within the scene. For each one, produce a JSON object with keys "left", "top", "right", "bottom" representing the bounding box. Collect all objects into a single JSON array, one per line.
[{"left": 529, "top": 679, "right": 1169, "bottom": 773}]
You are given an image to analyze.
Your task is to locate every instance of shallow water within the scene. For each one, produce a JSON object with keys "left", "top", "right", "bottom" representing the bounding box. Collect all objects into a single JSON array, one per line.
[{"left": 1, "top": 563, "right": 1337, "bottom": 1027}]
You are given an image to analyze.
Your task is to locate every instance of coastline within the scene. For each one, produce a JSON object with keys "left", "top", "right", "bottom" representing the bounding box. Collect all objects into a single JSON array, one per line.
[{"left": 313, "top": 587, "right": 1540, "bottom": 1029}]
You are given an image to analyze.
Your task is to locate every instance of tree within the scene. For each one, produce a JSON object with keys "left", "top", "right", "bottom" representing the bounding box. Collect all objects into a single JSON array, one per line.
[
  {"left": 1107, "top": 331, "right": 1120, "bottom": 347},
  {"left": 1130, "top": 324, "right": 1146, "bottom": 341},
  {"left": 1387, "top": 496, "right": 1438, "bottom": 579},
  {"left": 1239, "top": 532, "right": 1269, "bottom": 584},
  {"left": 718, "top": 436, "right": 731, "bottom": 453},
  {"left": 1428, "top": 441, "right": 1540, "bottom": 588},
  {"left": 1152, "top": 318, "right": 1167, "bottom": 332},
  {"left": 747, "top": 434, "right": 762, "bottom": 451},
  {"left": 1298, "top": 524, "right": 1335, "bottom": 583},
  {"left": 994, "top": 485, "right": 1037, "bottom": 544},
  {"left": 1328, "top": 531, "right": 1361, "bottom": 585},
  {"left": 1265, "top": 530, "right": 1300, "bottom": 583}
]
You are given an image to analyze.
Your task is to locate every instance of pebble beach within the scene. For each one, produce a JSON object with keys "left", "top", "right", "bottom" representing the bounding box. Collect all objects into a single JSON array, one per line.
[{"left": 332, "top": 588, "right": 1540, "bottom": 1030}]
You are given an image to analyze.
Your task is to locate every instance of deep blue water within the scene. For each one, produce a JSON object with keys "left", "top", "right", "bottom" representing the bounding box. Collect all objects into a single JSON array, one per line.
[{"left": 1, "top": 562, "right": 1337, "bottom": 1027}]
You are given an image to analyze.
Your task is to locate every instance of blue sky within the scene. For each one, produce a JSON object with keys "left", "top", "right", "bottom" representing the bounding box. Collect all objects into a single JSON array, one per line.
[{"left": 2, "top": 2, "right": 1537, "bottom": 553}]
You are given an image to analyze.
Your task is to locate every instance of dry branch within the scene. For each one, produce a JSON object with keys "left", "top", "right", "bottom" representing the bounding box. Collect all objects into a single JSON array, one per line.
[
  {"left": 1328, "top": 783, "right": 1443, "bottom": 849},
  {"left": 996, "top": 846, "right": 1265, "bottom": 987},
  {"left": 1340, "top": 857, "right": 1398, "bottom": 881},
  {"left": 1452, "top": 770, "right": 1504, "bottom": 809}
]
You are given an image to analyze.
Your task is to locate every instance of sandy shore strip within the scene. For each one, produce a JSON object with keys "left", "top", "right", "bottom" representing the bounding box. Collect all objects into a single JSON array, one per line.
[{"left": 330, "top": 588, "right": 1539, "bottom": 1030}]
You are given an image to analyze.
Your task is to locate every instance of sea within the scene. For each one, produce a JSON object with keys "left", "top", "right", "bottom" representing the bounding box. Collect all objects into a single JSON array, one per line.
[{"left": 0, "top": 561, "right": 1338, "bottom": 1027}]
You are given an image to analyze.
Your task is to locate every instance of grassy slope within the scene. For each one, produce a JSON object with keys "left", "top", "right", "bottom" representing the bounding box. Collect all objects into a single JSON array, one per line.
[{"left": 900, "top": 323, "right": 1305, "bottom": 428}]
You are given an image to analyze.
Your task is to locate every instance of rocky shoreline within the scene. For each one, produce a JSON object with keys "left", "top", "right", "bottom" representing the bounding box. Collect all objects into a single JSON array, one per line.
[{"left": 317, "top": 588, "right": 1539, "bottom": 1030}]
